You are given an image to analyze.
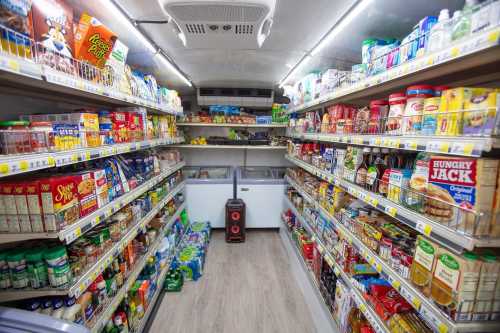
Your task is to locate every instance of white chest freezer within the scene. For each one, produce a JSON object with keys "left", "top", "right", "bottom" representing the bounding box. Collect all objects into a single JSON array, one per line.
[
  {"left": 185, "top": 166, "right": 234, "bottom": 228},
  {"left": 236, "top": 166, "right": 286, "bottom": 228}
]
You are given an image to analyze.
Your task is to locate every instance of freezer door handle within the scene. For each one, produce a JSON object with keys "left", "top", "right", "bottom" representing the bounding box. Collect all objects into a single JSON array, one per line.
[{"left": 240, "top": 187, "right": 250, "bottom": 192}]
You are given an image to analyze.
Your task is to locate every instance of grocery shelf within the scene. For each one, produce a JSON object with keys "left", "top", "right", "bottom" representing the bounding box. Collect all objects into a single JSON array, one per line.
[
  {"left": 0, "top": 162, "right": 185, "bottom": 245},
  {"left": 283, "top": 195, "right": 388, "bottom": 333},
  {"left": 90, "top": 212, "right": 187, "bottom": 333},
  {"left": 0, "top": 53, "right": 183, "bottom": 116},
  {"left": 285, "top": 154, "right": 500, "bottom": 252},
  {"left": 287, "top": 26, "right": 500, "bottom": 113},
  {"left": 289, "top": 132, "right": 500, "bottom": 158},
  {"left": 279, "top": 220, "right": 340, "bottom": 333},
  {"left": 170, "top": 144, "right": 287, "bottom": 149},
  {"left": 59, "top": 166, "right": 186, "bottom": 245},
  {"left": 286, "top": 176, "right": 456, "bottom": 333},
  {"left": 177, "top": 122, "right": 288, "bottom": 128},
  {"left": 0, "top": 137, "right": 184, "bottom": 179}
]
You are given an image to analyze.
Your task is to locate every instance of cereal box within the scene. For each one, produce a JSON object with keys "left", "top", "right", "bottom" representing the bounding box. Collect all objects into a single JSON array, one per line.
[
  {"left": 426, "top": 156, "right": 499, "bottom": 236},
  {"left": 31, "top": 0, "right": 74, "bottom": 58},
  {"left": 14, "top": 182, "right": 31, "bottom": 232},
  {"left": 71, "top": 172, "right": 97, "bottom": 217},
  {"left": 0, "top": 0, "right": 34, "bottom": 58},
  {"left": 111, "top": 111, "right": 128, "bottom": 143},
  {"left": 25, "top": 179, "right": 44, "bottom": 232},
  {"left": 463, "top": 89, "right": 499, "bottom": 136},
  {"left": 1, "top": 182, "right": 20, "bottom": 232},
  {"left": 74, "top": 12, "right": 116, "bottom": 68},
  {"left": 40, "top": 175, "right": 79, "bottom": 231}
]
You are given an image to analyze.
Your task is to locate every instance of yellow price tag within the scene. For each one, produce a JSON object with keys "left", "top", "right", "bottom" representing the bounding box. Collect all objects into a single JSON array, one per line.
[
  {"left": 385, "top": 206, "right": 397, "bottom": 217},
  {"left": 426, "top": 56, "right": 434, "bottom": 66},
  {"left": 438, "top": 323, "right": 448, "bottom": 333},
  {"left": 375, "top": 138, "right": 381, "bottom": 145},
  {"left": 47, "top": 157, "right": 55, "bottom": 166},
  {"left": 440, "top": 142, "right": 450, "bottom": 153},
  {"left": 488, "top": 30, "right": 500, "bottom": 44},
  {"left": 19, "top": 160, "right": 29, "bottom": 171},
  {"left": 450, "top": 47, "right": 460, "bottom": 58},
  {"left": 75, "top": 227, "right": 82, "bottom": 238},
  {"left": 407, "top": 141, "right": 417, "bottom": 150},
  {"left": 412, "top": 297, "right": 422, "bottom": 310},
  {"left": 95, "top": 215, "right": 100, "bottom": 224},
  {"left": 369, "top": 257, "right": 375, "bottom": 265},
  {"left": 375, "top": 263, "right": 382, "bottom": 273},
  {"left": 371, "top": 198, "right": 379, "bottom": 207},
  {"left": 0, "top": 163, "right": 10, "bottom": 174},
  {"left": 392, "top": 139, "right": 400, "bottom": 148},
  {"left": 392, "top": 280, "right": 401, "bottom": 289},
  {"left": 7, "top": 59, "right": 20, "bottom": 72},
  {"left": 463, "top": 143, "right": 474, "bottom": 156},
  {"left": 71, "top": 154, "right": 78, "bottom": 162},
  {"left": 359, "top": 303, "right": 367, "bottom": 312},
  {"left": 79, "top": 284, "right": 86, "bottom": 293}
]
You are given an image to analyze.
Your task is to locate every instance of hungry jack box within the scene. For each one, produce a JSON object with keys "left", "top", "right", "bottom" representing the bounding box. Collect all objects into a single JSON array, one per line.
[
  {"left": 40, "top": 176, "right": 79, "bottom": 231},
  {"left": 426, "top": 156, "right": 498, "bottom": 236}
]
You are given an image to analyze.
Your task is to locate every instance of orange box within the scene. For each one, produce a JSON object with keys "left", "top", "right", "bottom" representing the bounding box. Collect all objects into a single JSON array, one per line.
[{"left": 74, "top": 13, "right": 117, "bottom": 68}]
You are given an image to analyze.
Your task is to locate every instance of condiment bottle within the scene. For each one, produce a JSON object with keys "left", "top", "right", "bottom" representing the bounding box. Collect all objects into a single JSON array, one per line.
[{"left": 355, "top": 148, "right": 371, "bottom": 187}]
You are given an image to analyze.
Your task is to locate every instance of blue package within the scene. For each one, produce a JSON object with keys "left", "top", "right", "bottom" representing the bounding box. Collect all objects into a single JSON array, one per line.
[{"left": 418, "top": 16, "right": 438, "bottom": 56}]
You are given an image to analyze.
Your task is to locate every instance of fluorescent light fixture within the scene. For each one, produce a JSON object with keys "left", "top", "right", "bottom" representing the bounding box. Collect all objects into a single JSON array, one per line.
[
  {"left": 102, "top": 0, "right": 157, "bottom": 54},
  {"left": 311, "top": 0, "right": 373, "bottom": 56},
  {"left": 279, "top": 55, "right": 312, "bottom": 88},
  {"left": 157, "top": 53, "right": 192, "bottom": 87}
]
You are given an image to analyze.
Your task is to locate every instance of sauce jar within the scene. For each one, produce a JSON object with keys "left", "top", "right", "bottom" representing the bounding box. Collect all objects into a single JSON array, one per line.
[
  {"left": 30, "top": 121, "right": 53, "bottom": 152},
  {"left": 0, "top": 120, "right": 31, "bottom": 154},
  {"left": 402, "top": 85, "right": 434, "bottom": 134},
  {"left": 368, "top": 99, "right": 388, "bottom": 134},
  {"left": 386, "top": 93, "right": 406, "bottom": 134}
]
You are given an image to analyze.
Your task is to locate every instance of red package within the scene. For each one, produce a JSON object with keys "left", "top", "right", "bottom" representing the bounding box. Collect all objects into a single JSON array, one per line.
[
  {"left": 370, "top": 284, "right": 412, "bottom": 316},
  {"left": 40, "top": 175, "right": 79, "bottom": 231},
  {"left": 111, "top": 111, "right": 128, "bottom": 143},
  {"left": 71, "top": 172, "right": 97, "bottom": 217}
]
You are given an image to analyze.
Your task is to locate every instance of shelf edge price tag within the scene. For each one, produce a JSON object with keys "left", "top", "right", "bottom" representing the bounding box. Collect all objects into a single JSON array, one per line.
[
  {"left": 0, "top": 163, "right": 10, "bottom": 175},
  {"left": 385, "top": 206, "right": 397, "bottom": 217},
  {"left": 416, "top": 221, "right": 432, "bottom": 236}
]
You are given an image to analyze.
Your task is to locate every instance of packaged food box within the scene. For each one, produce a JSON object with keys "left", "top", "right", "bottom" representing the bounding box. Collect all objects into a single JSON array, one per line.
[
  {"left": 463, "top": 89, "right": 499, "bottom": 136},
  {"left": 0, "top": 0, "right": 34, "bottom": 58},
  {"left": 426, "top": 156, "right": 499, "bottom": 236},
  {"left": 105, "top": 39, "right": 131, "bottom": 95},
  {"left": 13, "top": 182, "right": 31, "bottom": 232},
  {"left": 410, "top": 236, "right": 440, "bottom": 297},
  {"left": 31, "top": 0, "right": 74, "bottom": 58},
  {"left": 25, "top": 180, "right": 44, "bottom": 232},
  {"left": 91, "top": 169, "right": 109, "bottom": 208},
  {"left": 0, "top": 182, "right": 7, "bottom": 232},
  {"left": 71, "top": 171, "right": 97, "bottom": 218},
  {"left": 74, "top": 12, "right": 116, "bottom": 68},
  {"left": 473, "top": 252, "right": 499, "bottom": 321},
  {"left": 67, "top": 112, "right": 100, "bottom": 147},
  {"left": 1, "top": 182, "right": 20, "bottom": 232},
  {"left": 111, "top": 111, "right": 128, "bottom": 143},
  {"left": 430, "top": 250, "right": 481, "bottom": 321},
  {"left": 40, "top": 175, "right": 79, "bottom": 231}
]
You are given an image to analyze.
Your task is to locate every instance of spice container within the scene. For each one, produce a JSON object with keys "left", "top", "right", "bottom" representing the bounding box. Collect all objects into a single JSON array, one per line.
[
  {"left": 402, "top": 85, "right": 434, "bottom": 134},
  {"left": 6, "top": 249, "right": 28, "bottom": 289},
  {"left": 0, "top": 120, "right": 31, "bottom": 154},
  {"left": 0, "top": 252, "right": 11, "bottom": 289},
  {"left": 25, "top": 249, "right": 48, "bottom": 289},
  {"left": 29, "top": 121, "right": 53, "bottom": 152},
  {"left": 386, "top": 93, "right": 406, "bottom": 134},
  {"left": 44, "top": 246, "right": 72, "bottom": 288}
]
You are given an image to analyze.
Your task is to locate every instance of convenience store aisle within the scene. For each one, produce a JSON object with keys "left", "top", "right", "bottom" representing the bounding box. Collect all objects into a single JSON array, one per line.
[{"left": 148, "top": 230, "right": 316, "bottom": 333}]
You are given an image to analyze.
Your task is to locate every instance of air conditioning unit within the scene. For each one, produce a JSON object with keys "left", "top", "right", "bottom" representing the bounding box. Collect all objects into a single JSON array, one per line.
[
  {"left": 158, "top": 0, "right": 276, "bottom": 49},
  {"left": 197, "top": 87, "right": 274, "bottom": 107}
]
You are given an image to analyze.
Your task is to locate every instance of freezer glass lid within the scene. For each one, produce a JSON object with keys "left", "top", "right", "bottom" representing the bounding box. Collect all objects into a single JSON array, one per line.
[
  {"left": 184, "top": 167, "right": 200, "bottom": 179},
  {"left": 240, "top": 167, "right": 273, "bottom": 179},
  {"left": 271, "top": 167, "right": 286, "bottom": 179},
  {"left": 199, "top": 167, "right": 231, "bottom": 179}
]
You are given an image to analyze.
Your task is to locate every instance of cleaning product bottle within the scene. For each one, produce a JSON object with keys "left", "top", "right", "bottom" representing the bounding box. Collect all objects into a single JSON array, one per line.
[
  {"left": 452, "top": 0, "right": 478, "bottom": 41},
  {"left": 427, "top": 9, "right": 451, "bottom": 53}
]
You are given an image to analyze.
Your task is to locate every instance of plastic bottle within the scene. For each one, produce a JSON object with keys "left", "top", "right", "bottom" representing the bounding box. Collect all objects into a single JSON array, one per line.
[
  {"left": 452, "top": 0, "right": 478, "bottom": 41},
  {"left": 427, "top": 9, "right": 451, "bottom": 53},
  {"left": 51, "top": 298, "right": 65, "bottom": 320},
  {"left": 62, "top": 296, "right": 84, "bottom": 325}
]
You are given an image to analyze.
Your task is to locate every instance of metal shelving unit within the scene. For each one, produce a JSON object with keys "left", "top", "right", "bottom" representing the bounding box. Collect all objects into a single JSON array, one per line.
[
  {"left": 0, "top": 137, "right": 184, "bottom": 179},
  {"left": 0, "top": 162, "right": 185, "bottom": 245},
  {"left": 287, "top": 26, "right": 500, "bottom": 114},
  {"left": 289, "top": 132, "right": 500, "bottom": 158},
  {"left": 177, "top": 122, "right": 288, "bottom": 128},
  {"left": 285, "top": 155, "right": 500, "bottom": 252},
  {"left": 171, "top": 144, "right": 287, "bottom": 150}
]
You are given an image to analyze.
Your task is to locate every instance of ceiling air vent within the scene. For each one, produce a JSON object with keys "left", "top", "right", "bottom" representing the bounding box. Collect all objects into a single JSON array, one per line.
[
  {"left": 159, "top": 0, "right": 276, "bottom": 49},
  {"left": 197, "top": 87, "right": 274, "bottom": 107}
]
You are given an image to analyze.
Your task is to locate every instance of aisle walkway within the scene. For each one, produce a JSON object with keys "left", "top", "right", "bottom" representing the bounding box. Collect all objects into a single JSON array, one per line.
[{"left": 148, "top": 230, "right": 316, "bottom": 333}]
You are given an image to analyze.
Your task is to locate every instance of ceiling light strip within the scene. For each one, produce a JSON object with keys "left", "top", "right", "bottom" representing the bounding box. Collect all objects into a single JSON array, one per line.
[
  {"left": 278, "top": 0, "right": 373, "bottom": 87},
  {"left": 103, "top": 0, "right": 192, "bottom": 87}
]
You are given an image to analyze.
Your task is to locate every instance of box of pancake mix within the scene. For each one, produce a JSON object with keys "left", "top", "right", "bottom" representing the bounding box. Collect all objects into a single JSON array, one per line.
[{"left": 426, "top": 156, "right": 498, "bottom": 236}]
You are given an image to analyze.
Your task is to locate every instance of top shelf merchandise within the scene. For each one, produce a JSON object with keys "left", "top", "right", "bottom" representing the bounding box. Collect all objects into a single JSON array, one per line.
[
  {"left": 0, "top": 109, "right": 181, "bottom": 178},
  {"left": 284, "top": 1, "right": 500, "bottom": 116},
  {"left": 0, "top": 2, "right": 183, "bottom": 115}
]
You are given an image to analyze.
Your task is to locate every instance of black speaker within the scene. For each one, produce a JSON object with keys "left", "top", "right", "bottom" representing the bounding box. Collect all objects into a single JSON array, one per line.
[{"left": 225, "top": 198, "right": 245, "bottom": 242}]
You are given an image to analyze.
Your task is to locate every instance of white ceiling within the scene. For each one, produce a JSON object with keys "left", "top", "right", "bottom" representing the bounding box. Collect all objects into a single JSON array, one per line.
[{"left": 68, "top": 0, "right": 464, "bottom": 95}]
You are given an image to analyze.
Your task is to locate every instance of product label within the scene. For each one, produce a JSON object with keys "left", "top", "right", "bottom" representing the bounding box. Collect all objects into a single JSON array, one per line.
[
  {"left": 414, "top": 239, "right": 435, "bottom": 271},
  {"left": 434, "top": 254, "right": 460, "bottom": 290}
]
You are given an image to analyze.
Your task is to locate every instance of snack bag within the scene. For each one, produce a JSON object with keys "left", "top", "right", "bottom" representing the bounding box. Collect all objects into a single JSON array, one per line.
[
  {"left": 0, "top": 0, "right": 33, "bottom": 57},
  {"left": 32, "top": 0, "right": 74, "bottom": 58},
  {"left": 74, "top": 12, "right": 116, "bottom": 68}
]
